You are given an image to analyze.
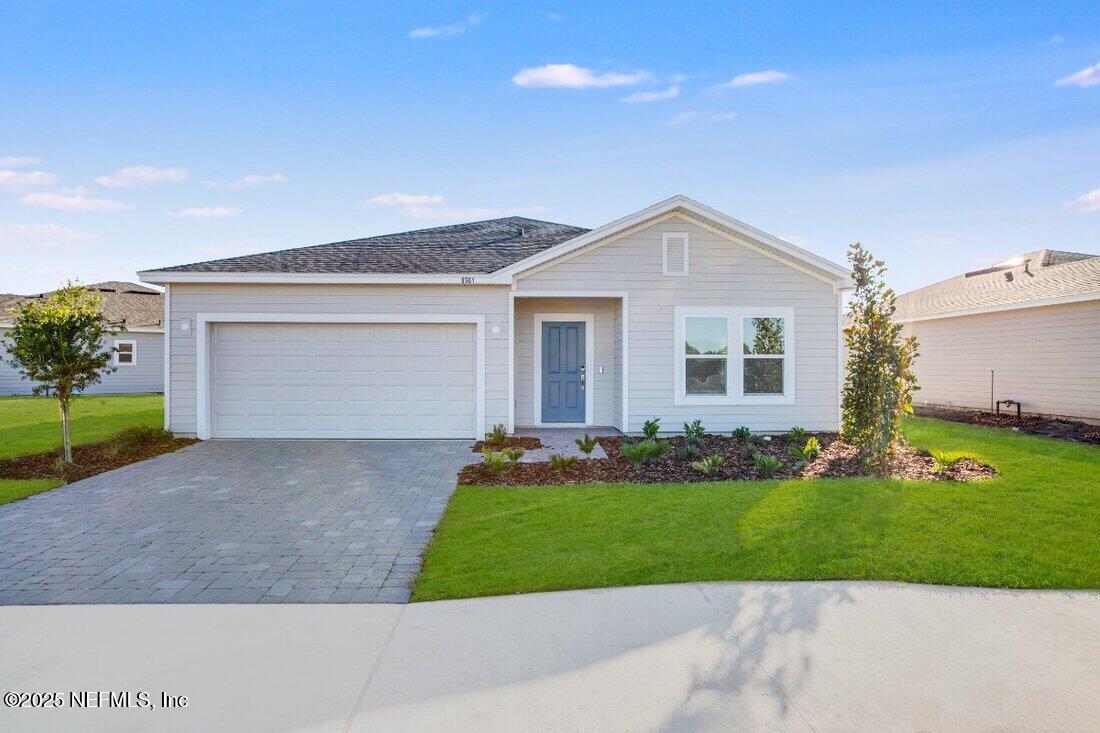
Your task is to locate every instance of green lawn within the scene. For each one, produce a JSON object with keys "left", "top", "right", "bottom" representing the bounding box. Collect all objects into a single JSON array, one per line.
[
  {"left": 0, "top": 393, "right": 163, "bottom": 504},
  {"left": 413, "top": 417, "right": 1100, "bottom": 600}
]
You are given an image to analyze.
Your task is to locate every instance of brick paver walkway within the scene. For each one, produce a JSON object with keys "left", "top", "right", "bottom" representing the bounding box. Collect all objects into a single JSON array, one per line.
[{"left": 0, "top": 440, "right": 476, "bottom": 604}]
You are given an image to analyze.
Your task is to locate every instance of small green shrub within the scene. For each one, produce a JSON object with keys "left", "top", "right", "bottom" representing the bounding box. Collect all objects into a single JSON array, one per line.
[
  {"left": 731, "top": 426, "right": 752, "bottom": 442},
  {"left": 484, "top": 423, "right": 508, "bottom": 449},
  {"left": 549, "top": 453, "right": 578, "bottom": 470},
  {"left": 621, "top": 439, "right": 668, "bottom": 467},
  {"left": 788, "top": 436, "right": 821, "bottom": 467},
  {"left": 107, "top": 425, "right": 174, "bottom": 458},
  {"left": 931, "top": 450, "right": 974, "bottom": 473},
  {"left": 501, "top": 446, "right": 525, "bottom": 465},
  {"left": 683, "top": 420, "right": 706, "bottom": 440},
  {"left": 574, "top": 433, "right": 600, "bottom": 457},
  {"left": 481, "top": 449, "right": 510, "bottom": 477},
  {"left": 753, "top": 453, "right": 782, "bottom": 478},
  {"left": 690, "top": 454, "right": 725, "bottom": 477},
  {"left": 787, "top": 426, "right": 808, "bottom": 444},
  {"left": 642, "top": 417, "right": 661, "bottom": 440},
  {"left": 681, "top": 437, "right": 701, "bottom": 461}
]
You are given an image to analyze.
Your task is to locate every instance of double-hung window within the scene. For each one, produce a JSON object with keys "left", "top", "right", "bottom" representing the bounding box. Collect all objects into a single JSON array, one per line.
[
  {"left": 674, "top": 307, "right": 793, "bottom": 405},
  {"left": 114, "top": 339, "right": 136, "bottom": 366}
]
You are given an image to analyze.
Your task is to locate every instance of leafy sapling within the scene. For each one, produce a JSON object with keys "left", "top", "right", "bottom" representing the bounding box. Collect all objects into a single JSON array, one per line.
[
  {"left": 683, "top": 420, "right": 706, "bottom": 440},
  {"left": 642, "top": 417, "right": 661, "bottom": 440}
]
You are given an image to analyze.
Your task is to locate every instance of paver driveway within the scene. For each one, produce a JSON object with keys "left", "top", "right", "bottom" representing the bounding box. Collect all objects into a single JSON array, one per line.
[{"left": 0, "top": 440, "right": 476, "bottom": 605}]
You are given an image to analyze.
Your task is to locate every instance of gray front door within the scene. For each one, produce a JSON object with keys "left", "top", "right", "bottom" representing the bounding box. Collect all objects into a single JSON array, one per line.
[{"left": 542, "top": 321, "right": 586, "bottom": 423}]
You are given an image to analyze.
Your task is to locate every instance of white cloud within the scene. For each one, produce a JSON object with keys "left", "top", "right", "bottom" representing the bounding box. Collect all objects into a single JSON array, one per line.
[
  {"left": 369, "top": 192, "right": 445, "bottom": 206},
  {"left": 1066, "top": 187, "right": 1100, "bottom": 213},
  {"left": 169, "top": 206, "right": 242, "bottom": 219},
  {"left": 667, "top": 111, "right": 700, "bottom": 127},
  {"left": 619, "top": 85, "right": 680, "bottom": 104},
  {"left": 512, "top": 63, "right": 650, "bottom": 89},
  {"left": 666, "top": 110, "right": 737, "bottom": 127},
  {"left": 95, "top": 165, "right": 189, "bottom": 188},
  {"left": 1055, "top": 62, "right": 1100, "bottom": 88},
  {"left": 20, "top": 192, "right": 129, "bottom": 212},
  {"left": 0, "top": 169, "right": 59, "bottom": 192},
  {"left": 409, "top": 12, "right": 484, "bottom": 39},
  {"left": 0, "top": 156, "right": 41, "bottom": 167},
  {"left": 716, "top": 70, "right": 791, "bottom": 89},
  {"left": 203, "top": 173, "right": 287, "bottom": 190},
  {"left": 0, "top": 223, "right": 93, "bottom": 244}
]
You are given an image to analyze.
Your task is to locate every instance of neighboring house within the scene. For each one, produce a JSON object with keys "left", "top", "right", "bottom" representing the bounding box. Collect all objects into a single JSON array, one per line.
[
  {"left": 138, "top": 195, "right": 852, "bottom": 439},
  {"left": 895, "top": 250, "right": 1100, "bottom": 421},
  {"left": 0, "top": 282, "right": 165, "bottom": 396}
]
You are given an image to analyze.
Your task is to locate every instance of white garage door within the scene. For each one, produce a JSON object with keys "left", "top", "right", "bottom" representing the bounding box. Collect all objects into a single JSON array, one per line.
[{"left": 210, "top": 322, "right": 477, "bottom": 439}]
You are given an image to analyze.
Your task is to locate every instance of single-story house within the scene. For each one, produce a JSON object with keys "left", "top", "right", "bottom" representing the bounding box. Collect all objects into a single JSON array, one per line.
[
  {"left": 896, "top": 249, "right": 1100, "bottom": 421},
  {"left": 138, "top": 195, "right": 853, "bottom": 439},
  {"left": 0, "top": 282, "right": 164, "bottom": 396}
]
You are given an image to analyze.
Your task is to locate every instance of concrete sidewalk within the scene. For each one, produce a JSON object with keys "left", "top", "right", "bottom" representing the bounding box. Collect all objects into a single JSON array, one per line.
[{"left": 0, "top": 581, "right": 1096, "bottom": 731}]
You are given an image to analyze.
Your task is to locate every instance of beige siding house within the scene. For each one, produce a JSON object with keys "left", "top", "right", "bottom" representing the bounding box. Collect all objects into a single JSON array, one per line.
[
  {"left": 140, "top": 196, "right": 852, "bottom": 439},
  {"left": 0, "top": 282, "right": 164, "bottom": 396},
  {"left": 896, "top": 250, "right": 1100, "bottom": 421}
]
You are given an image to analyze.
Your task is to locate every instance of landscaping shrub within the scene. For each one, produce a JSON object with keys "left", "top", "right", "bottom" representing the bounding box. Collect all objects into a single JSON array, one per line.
[
  {"left": 788, "top": 436, "right": 821, "bottom": 467},
  {"left": 642, "top": 417, "right": 661, "bottom": 440},
  {"left": 481, "top": 449, "right": 510, "bottom": 477},
  {"left": 501, "top": 447, "right": 525, "bottom": 466},
  {"left": 549, "top": 453, "right": 578, "bottom": 470},
  {"left": 731, "top": 426, "right": 752, "bottom": 442},
  {"left": 690, "top": 454, "right": 725, "bottom": 477},
  {"left": 621, "top": 439, "right": 666, "bottom": 467},
  {"left": 931, "top": 449, "right": 975, "bottom": 473},
  {"left": 681, "top": 437, "right": 701, "bottom": 461},
  {"left": 107, "top": 425, "right": 175, "bottom": 458},
  {"left": 574, "top": 434, "right": 600, "bottom": 458},
  {"left": 842, "top": 242, "right": 920, "bottom": 474},
  {"left": 683, "top": 419, "right": 706, "bottom": 440},
  {"left": 787, "top": 426, "right": 808, "bottom": 444},
  {"left": 484, "top": 423, "right": 509, "bottom": 449},
  {"left": 753, "top": 453, "right": 782, "bottom": 478}
]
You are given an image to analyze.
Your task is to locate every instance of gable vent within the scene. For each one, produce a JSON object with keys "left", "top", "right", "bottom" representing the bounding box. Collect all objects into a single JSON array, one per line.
[{"left": 662, "top": 232, "right": 690, "bottom": 276}]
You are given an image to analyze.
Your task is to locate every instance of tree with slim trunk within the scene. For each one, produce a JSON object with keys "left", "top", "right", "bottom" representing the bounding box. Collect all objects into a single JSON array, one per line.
[
  {"left": 1, "top": 284, "right": 118, "bottom": 463},
  {"left": 841, "top": 243, "right": 920, "bottom": 474}
]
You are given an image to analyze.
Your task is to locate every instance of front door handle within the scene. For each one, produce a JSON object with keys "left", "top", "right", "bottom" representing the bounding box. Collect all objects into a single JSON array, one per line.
[{"left": 580, "top": 366, "right": 586, "bottom": 389}]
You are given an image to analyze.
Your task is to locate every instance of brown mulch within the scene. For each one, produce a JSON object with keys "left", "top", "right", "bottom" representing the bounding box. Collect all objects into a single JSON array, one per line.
[
  {"left": 0, "top": 437, "right": 198, "bottom": 484},
  {"left": 458, "top": 433, "right": 996, "bottom": 486},
  {"left": 916, "top": 405, "right": 1100, "bottom": 445},
  {"left": 471, "top": 437, "right": 544, "bottom": 452}
]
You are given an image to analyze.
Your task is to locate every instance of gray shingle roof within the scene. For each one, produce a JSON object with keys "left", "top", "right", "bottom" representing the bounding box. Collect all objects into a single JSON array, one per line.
[
  {"left": 151, "top": 216, "right": 591, "bottom": 275},
  {"left": 895, "top": 249, "right": 1100, "bottom": 320},
  {"left": 0, "top": 282, "right": 163, "bottom": 329}
]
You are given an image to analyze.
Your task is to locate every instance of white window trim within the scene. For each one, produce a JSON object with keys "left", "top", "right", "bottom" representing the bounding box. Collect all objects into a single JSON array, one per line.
[
  {"left": 113, "top": 339, "right": 137, "bottom": 367},
  {"left": 662, "top": 232, "right": 690, "bottom": 276},
  {"left": 533, "top": 313, "right": 595, "bottom": 427},
  {"left": 193, "top": 313, "right": 485, "bottom": 441},
  {"left": 673, "top": 306, "right": 795, "bottom": 406}
]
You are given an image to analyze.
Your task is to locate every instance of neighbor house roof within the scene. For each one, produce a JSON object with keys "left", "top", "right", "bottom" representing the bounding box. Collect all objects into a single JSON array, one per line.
[
  {"left": 894, "top": 249, "right": 1100, "bottom": 321},
  {"left": 0, "top": 282, "right": 164, "bottom": 330},
  {"left": 149, "top": 217, "right": 591, "bottom": 275}
]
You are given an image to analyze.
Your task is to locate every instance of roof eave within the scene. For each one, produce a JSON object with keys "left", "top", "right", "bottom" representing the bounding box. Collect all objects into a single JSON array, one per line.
[{"left": 137, "top": 270, "right": 514, "bottom": 286}]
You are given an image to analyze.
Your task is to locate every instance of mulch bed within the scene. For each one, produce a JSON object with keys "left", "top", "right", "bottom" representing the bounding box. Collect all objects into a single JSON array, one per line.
[
  {"left": 471, "top": 437, "right": 544, "bottom": 452},
  {"left": 458, "top": 433, "right": 996, "bottom": 486},
  {"left": 916, "top": 405, "right": 1100, "bottom": 445},
  {"left": 0, "top": 437, "right": 198, "bottom": 484}
]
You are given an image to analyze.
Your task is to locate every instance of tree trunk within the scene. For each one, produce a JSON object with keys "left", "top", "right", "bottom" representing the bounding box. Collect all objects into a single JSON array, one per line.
[{"left": 59, "top": 394, "right": 72, "bottom": 464}]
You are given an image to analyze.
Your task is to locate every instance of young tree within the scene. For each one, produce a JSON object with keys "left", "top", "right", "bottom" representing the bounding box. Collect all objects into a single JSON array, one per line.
[
  {"left": 841, "top": 243, "right": 920, "bottom": 474},
  {"left": 2, "top": 284, "right": 119, "bottom": 463}
]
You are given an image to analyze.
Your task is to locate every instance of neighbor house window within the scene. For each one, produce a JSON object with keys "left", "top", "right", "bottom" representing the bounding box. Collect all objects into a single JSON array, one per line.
[
  {"left": 742, "top": 317, "right": 785, "bottom": 394},
  {"left": 662, "top": 232, "right": 689, "bottom": 276},
  {"left": 674, "top": 307, "right": 794, "bottom": 405},
  {"left": 114, "top": 339, "right": 136, "bottom": 366}
]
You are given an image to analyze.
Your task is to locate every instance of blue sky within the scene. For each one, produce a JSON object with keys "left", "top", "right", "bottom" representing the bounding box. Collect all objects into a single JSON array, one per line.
[{"left": 1, "top": 1, "right": 1098, "bottom": 294}]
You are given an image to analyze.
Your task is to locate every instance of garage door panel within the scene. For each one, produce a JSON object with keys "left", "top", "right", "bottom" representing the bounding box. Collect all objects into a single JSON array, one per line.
[{"left": 211, "top": 322, "right": 476, "bottom": 439}]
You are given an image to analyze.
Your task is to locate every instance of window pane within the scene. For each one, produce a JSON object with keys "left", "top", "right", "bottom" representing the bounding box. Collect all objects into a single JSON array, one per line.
[
  {"left": 685, "top": 317, "right": 727, "bottom": 355},
  {"left": 117, "top": 343, "right": 133, "bottom": 353},
  {"left": 117, "top": 353, "right": 133, "bottom": 363},
  {"left": 743, "top": 317, "right": 785, "bottom": 355},
  {"left": 744, "top": 358, "right": 783, "bottom": 394},
  {"left": 686, "top": 358, "right": 727, "bottom": 395}
]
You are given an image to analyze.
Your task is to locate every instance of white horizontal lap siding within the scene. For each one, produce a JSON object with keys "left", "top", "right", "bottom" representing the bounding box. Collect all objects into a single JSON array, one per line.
[
  {"left": 516, "top": 216, "right": 840, "bottom": 433},
  {"left": 0, "top": 329, "right": 163, "bottom": 396},
  {"left": 167, "top": 283, "right": 509, "bottom": 436},
  {"left": 903, "top": 299, "right": 1100, "bottom": 421},
  {"left": 513, "top": 298, "right": 615, "bottom": 427}
]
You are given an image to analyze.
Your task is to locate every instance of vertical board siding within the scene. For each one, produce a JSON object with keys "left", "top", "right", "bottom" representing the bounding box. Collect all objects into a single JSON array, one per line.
[
  {"left": 513, "top": 298, "right": 616, "bottom": 426},
  {"left": 168, "top": 284, "right": 509, "bottom": 435},
  {"left": 516, "top": 216, "right": 840, "bottom": 432},
  {"left": 903, "top": 300, "right": 1100, "bottom": 421},
  {"left": 0, "top": 329, "right": 164, "bottom": 396}
]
